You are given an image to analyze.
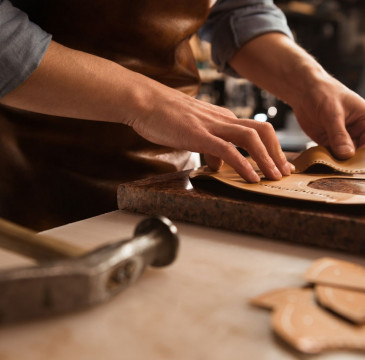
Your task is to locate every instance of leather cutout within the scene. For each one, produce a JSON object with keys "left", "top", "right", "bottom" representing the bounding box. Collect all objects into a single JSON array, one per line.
[
  {"left": 190, "top": 165, "right": 365, "bottom": 204},
  {"left": 251, "top": 257, "right": 365, "bottom": 354},
  {"left": 315, "top": 285, "right": 365, "bottom": 324},
  {"left": 272, "top": 300, "right": 365, "bottom": 354},
  {"left": 251, "top": 286, "right": 365, "bottom": 354},
  {"left": 304, "top": 257, "right": 365, "bottom": 291},
  {"left": 292, "top": 145, "right": 365, "bottom": 174},
  {"left": 250, "top": 287, "right": 313, "bottom": 310},
  {"left": 306, "top": 258, "right": 365, "bottom": 324},
  {"left": 190, "top": 147, "right": 365, "bottom": 205}
]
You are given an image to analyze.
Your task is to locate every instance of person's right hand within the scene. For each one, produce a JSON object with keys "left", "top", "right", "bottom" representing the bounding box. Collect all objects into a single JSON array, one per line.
[
  {"left": 127, "top": 81, "right": 293, "bottom": 182},
  {"left": 1, "top": 41, "right": 293, "bottom": 182}
]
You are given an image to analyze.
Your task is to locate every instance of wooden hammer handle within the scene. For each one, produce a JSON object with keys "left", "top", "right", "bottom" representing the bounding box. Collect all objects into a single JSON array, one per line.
[{"left": 0, "top": 217, "right": 85, "bottom": 261}]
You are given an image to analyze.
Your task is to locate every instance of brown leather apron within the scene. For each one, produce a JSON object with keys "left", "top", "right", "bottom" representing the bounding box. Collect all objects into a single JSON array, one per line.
[{"left": 0, "top": 0, "right": 211, "bottom": 230}]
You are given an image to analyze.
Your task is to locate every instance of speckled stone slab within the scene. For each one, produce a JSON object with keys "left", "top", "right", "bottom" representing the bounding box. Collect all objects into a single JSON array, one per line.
[{"left": 117, "top": 161, "right": 365, "bottom": 254}]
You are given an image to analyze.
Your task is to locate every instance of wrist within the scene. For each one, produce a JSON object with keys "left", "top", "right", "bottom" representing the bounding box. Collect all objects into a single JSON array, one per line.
[
  {"left": 287, "top": 63, "right": 344, "bottom": 113},
  {"left": 285, "top": 60, "right": 329, "bottom": 107},
  {"left": 229, "top": 33, "right": 333, "bottom": 109}
]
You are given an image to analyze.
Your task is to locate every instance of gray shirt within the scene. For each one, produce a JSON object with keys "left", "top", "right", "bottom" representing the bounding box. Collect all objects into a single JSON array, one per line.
[{"left": 0, "top": 0, "right": 292, "bottom": 98}]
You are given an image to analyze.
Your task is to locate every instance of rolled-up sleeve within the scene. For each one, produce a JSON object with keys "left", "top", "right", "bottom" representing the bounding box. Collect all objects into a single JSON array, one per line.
[
  {"left": 199, "top": 0, "right": 294, "bottom": 77},
  {"left": 0, "top": 0, "right": 51, "bottom": 98}
]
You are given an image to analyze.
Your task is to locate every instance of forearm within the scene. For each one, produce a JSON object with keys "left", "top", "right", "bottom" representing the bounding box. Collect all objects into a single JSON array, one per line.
[
  {"left": 229, "top": 33, "right": 331, "bottom": 107},
  {"left": 0, "top": 40, "right": 151, "bottom": 125},
  {"left": 0, "top": 39, "right": 294, "bottom": 182},
  {"left": 229, "top": 32, "right": 365, "bottom": 159}
]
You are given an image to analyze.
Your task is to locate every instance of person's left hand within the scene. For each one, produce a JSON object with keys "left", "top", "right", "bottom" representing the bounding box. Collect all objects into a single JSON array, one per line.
[
  {"left": 229, "top": 33, "right": 365, "bottom": 159},
  {"left": 292, "top": 74, "right": 365, "bottom": 159}
]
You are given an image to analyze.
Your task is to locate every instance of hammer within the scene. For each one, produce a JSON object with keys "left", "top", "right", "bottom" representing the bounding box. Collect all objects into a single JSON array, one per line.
[{"left": 0, "top": 216, "right": 179, "bottom": 323}]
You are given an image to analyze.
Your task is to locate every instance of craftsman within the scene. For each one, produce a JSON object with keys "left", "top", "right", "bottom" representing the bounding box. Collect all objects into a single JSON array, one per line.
[{"left": 0, "top": 0, "right": 364, "bottom": 230}]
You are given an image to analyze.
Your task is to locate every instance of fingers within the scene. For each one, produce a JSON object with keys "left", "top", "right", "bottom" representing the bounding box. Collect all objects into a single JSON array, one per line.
[
  {"left": 145, "top": 89, "right": 292, "bottom": 182},
  {"left": 203, "top": 129, "right": 293, "bottom": 183},
  {"left": 190, "top": 103, "right": 294, "bottom": 181},
  {"left": 325, "top": 115, "right": 355, "bottom": 159},
  {"left": 208, "top": 118, "right": 294, "bottom": 179},
  {"left": 204, "top": 137, "right": 261, "bottom": 183},
  {"left": 312, "top": 89, "right": 365, "bottom": 159},
  {"left": 241, "top": 120, "right": 293, "bottom": 176},
  {"left": 204, "top": 103, "right": 293, "bottom": 175},
  {"left": 346, "top": 110, "right": 365, "bottom": 149},
  {"left": 212, "top": 124, "right": 283, "bottom": 180}
]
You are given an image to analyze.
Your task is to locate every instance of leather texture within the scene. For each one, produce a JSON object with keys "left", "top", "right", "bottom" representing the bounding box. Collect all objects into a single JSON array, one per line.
[
  {"left": 251, "top": 259, "right": 365, "bottom": 353},
  {"left": 292, "top": 145, "right": 365, "bottom": 174},
  {"left": 190, "top": 146, "right": 365, "bottom": 205},
  {"left": 0, "top": 0, "right": 211, "bottom": 230}
]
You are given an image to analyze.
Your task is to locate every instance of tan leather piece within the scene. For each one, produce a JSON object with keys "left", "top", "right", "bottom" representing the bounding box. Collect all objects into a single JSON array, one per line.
[
  {"left": 304, "top": 257, "right": 365, "bottom": 291},
  {"left": 306, "top": 258, "right": 365, "bottom": 324},
  {"left": 272, "top": 301, "right": 365, "bottom": 354},
  {"left": 190, "top": 147, "right": 365, "bottom": 204},
  {"left": 292, "top": 145, "right": 365, "bottom": 173},
  {"left": 250, "top": 287, "right": 314, "bottom": 310},
  {"left": 315, "top": 285, "right": 365, "bottom": 324},
  {"left": 251, "top": 258, "right": 365, "bottom": 354},
  {"left": 251, "top": 286, "right": 365, "bottom": 353},
  {"left": 190, "top": 165, "right": 365, "bottom": 204}
]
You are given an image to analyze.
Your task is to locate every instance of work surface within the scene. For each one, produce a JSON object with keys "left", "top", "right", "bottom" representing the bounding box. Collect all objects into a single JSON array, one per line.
[{"left": 0, "top": 211, "right": 364, "bottom": 360}]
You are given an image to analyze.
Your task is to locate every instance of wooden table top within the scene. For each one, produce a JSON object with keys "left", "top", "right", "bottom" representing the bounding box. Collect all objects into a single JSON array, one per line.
[{"left": 0, "top": 211, "right": 364, "bottom": 360}]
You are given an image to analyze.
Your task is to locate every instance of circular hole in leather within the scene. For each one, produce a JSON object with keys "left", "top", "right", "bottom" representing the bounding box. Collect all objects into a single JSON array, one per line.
[{"left": 308, "top": 178, "right": 365, "bottom": 196}]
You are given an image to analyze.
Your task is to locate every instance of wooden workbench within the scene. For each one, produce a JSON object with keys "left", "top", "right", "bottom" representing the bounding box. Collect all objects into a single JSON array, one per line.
[{"left": 0, "top": 210, "right": 364, "bottom": 360}]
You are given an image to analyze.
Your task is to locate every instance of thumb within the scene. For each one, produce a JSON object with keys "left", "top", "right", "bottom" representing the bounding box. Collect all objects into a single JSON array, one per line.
[{"left": 325, "top": 116, "right": 355, "bottom": 159}]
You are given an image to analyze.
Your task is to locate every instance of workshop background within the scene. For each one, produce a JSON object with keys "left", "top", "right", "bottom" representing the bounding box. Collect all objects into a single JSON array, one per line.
[{"left": 192, "top": 0, "right": 365, "bottom": 151}]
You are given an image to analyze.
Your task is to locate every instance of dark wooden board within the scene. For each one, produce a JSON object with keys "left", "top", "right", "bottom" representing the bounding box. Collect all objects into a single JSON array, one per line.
[{"left": 117, "top": 169, "right": 365, "bottom": 254}]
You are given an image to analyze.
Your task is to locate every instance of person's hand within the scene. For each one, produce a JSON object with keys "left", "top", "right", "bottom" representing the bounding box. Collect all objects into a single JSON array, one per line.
[
  {"left": 128, "top": 83, "right": 293, "bottom": 182},
  {"left": 292, "top": 74, "right": 365, "bottom": 159},
  {"left": 0, "top": 40, "right": 293, "bottom": 182},
  {"left": 227, "top": 32, "right": 365, "bottom": 160}
]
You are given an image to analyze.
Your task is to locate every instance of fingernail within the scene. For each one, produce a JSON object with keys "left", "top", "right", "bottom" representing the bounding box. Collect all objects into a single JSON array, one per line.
[
  {"left": 289, "top": 163, "right": 296, "bottom": 172},
  {"left": 282, "top": 163, "right": 291, "bottom": 176},
  {"left": 249, "top": 170, "right": 260, "bottom": 183},
  {"left": 273, "top": 166, "right": 282, "bottom": 178}
]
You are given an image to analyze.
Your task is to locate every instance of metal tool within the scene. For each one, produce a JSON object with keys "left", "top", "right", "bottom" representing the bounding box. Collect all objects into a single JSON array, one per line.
[{"left": 0, "top": 216, "right": 179, "bottom": 324}]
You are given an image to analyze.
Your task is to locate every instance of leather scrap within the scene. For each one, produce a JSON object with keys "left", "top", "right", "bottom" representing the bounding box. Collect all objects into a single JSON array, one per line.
[
  {"left": 251, "top": 257, "right": 365, "bottom": 354},
  {"left": 250, "top": 287, "right": 314, "bottom": 310},
  {"left": 315, "top": 285, "right": 365, "bottom": 324},
  {"left": 304, "top": 257, "right": 365, "bottom": 291},
  {"left": 272, "top": 301, "right": 365, "bottom": 354},
  {"left": 292, "top": 145, "right": 365, "bottom": 174},
  {"left": 251, "top": 286, "right": 365, "bottom": 354}
]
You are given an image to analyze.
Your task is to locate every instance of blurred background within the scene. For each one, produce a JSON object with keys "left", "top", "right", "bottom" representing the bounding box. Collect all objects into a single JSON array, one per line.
[{"left": 192, "top": 0, "right": 365, "bottom": 151}]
